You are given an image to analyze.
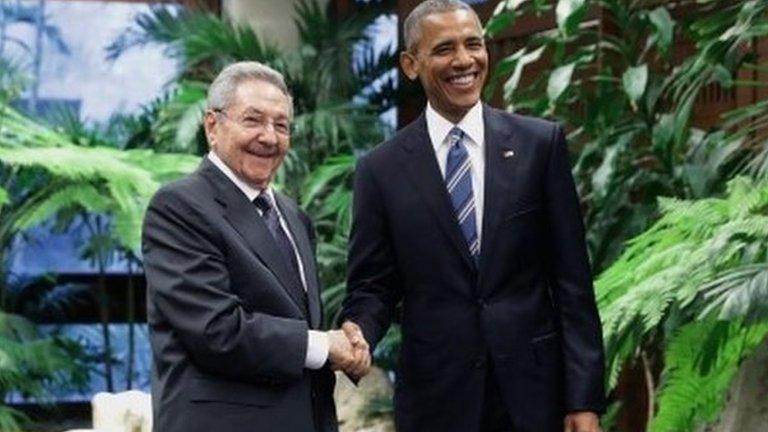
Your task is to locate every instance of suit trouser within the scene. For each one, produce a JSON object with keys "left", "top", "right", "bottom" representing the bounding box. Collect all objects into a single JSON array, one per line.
[{"left": 310, "top": 373, "right": 323, "bottom": 432}]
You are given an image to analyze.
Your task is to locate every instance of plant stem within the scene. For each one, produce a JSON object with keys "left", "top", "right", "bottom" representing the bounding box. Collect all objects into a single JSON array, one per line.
[{"left": 641, "top": 349, "right": 655, "bottom": 430}]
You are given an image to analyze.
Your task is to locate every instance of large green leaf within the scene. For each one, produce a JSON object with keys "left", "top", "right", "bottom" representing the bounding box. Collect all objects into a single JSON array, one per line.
[
  {"left": 555, "top": 0, "right": 586, "bottom": 37},
  {"left": 622, "top": 64, "right": 648, "bottom": 104},
  {"left": 500, "top": 46, "right": 546, "bottom": 107},
  {"left": 485, "top": 0, "right": 531, "bottom": 38},
  {"left": 547, "top": 62, "right": 576, "bottom": 103},
  {"left": 648, "top": 7, "right": 675, "bottom": 55},
  {"left": 652, "top": 113, "right": 675, "bottom": 154}
]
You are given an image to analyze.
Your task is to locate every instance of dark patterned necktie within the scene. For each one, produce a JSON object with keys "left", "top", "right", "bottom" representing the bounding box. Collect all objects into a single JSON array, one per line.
[
  {"left": 444, "top": 127, "right": 479, "bottom": 263},
  {"left": 253, "top": 194, "right": 302, "bottom": 280}
]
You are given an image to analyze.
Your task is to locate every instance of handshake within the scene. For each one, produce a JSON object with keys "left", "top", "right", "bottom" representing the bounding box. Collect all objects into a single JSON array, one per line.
[{"left": 326, "top": 321, "right": 371, "bottom": 380}]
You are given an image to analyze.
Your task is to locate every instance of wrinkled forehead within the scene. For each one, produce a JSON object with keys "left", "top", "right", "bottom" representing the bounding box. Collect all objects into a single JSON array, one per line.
[{"left": 229, "top": 79, "right": 293, "bottom": 118}]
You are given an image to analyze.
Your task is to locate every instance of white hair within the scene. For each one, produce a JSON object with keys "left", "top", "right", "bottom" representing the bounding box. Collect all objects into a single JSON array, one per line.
[{"left": 207, "top": 61, "right": 293, "bottom": 116}]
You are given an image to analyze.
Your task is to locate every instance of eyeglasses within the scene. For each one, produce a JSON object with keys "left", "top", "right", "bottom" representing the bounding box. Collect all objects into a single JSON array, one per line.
[{"left": 213, "top": 109, "right": 292, "bottom": 137}]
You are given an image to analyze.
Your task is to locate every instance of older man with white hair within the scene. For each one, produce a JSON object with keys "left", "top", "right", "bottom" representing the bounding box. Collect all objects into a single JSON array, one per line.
[{"left": 142, "top": 61, "right": 369, "bottom": 432}]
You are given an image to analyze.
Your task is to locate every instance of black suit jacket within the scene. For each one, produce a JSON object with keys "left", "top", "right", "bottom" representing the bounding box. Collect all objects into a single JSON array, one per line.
[
  {"left": 142, "top": 158, "right": 336, "bottom": 432},
  {"left": 341, "top": 105, "right": 605, "bottom": 432}
]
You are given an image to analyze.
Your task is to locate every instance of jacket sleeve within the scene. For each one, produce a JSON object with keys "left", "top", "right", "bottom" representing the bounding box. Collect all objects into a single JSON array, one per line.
[
  {"left": 545, "top": 124, "right": 607, "bottom": 413},
  {"left": 340, "top": 155, "right": 403, "bottom": 348},
  {"left": 142, "top": 187, "right": 308, "bottom": 382}
]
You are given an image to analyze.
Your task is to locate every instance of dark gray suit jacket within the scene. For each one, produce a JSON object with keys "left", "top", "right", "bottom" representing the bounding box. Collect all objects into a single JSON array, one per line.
[
  {"left": 142, "top": 158, "right": 336, "bottom": 432},
  {"left": 342, "top": 105, "right": 605, "bottom": 432}
]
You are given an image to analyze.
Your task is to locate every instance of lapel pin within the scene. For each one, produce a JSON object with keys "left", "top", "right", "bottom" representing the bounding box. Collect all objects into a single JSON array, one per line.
[{"left": 502, "top": 150, "right": 515, "bottom": 158}]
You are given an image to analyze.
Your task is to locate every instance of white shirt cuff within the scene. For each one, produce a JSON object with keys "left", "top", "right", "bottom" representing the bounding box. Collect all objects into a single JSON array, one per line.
[{"left": 305, "top": 330, "right": 329, "bottom": 369}]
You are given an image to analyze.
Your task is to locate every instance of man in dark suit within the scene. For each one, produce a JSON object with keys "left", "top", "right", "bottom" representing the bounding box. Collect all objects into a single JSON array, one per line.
[
  {"left": 340, "top": 1, "right": 605, "bottom": 431},
  {"left": 142, "top": 61, "right": 369, "bottom": 432}
]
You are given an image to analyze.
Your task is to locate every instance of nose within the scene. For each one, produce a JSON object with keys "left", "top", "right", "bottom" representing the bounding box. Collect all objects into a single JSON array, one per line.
[
  {"left": 453, "top": 46, "right": 473, "bottom": 68},
  {"left": 258, "top": 123, "right": 279, "bottom": 146}
]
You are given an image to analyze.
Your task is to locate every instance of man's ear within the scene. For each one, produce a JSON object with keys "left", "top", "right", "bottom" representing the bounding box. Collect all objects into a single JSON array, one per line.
[
  {"left": 203, "top": 111, "right": 217, "bottom": 146},
  {"left": 400, "top": 51, "right": 420, "bottom": 81}
]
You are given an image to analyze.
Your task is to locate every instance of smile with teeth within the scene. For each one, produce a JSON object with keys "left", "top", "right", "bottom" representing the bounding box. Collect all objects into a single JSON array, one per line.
[
  {"left": 447, "top": 72, "right": 478, "bottom": 86},
  {"left": 246, "top": 148, "right": 277, "bottom": 158}
]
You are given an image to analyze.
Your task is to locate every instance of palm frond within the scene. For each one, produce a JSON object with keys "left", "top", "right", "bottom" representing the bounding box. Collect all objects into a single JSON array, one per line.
[
  {"left": 12, "top": 184, "right": 110, "bottom": 232},
  {"left": 301, "top": 154, "right": 355, "bottom": 208},
  {"left": 151, "top": 81, "right": 207, "bottom": 153},
  {"left": 700, "top": 264, "right": 768, "bottom": 321},
  {"left": 106, "top": 6, "right": 280, "bottom": 80},
  {"left": 0, "top": 104, "right": 199, "bottom": 251},
  {"left": 0, "top": 3, "right": 69, "bottom": 54}
]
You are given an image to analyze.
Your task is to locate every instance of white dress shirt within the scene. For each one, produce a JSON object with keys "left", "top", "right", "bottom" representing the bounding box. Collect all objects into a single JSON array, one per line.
[
  {"left": 426, "top": 101, "right": 486, "bottom": 244},
  {"left": 208, "top": 151, "right": 328, "bottom": 369}
]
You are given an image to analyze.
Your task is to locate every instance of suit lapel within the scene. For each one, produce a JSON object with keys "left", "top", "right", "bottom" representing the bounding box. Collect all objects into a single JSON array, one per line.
[
  {"left": 479, "top": 106, "right": 520, "bottom": 280},
  {"left": 275, "top": 194, "right": 322, "bottom": 329},
  {"left": 199, "top": 160, "right": 308, "bottom": 316},
  {"left": 399, "top": 114, "right": 477, "bottom": 273}
]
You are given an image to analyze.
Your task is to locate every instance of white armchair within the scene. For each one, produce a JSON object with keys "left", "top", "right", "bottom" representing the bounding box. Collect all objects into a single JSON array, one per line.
[{"left": 63, "top": 390, "right": 152, "bottom": 432}]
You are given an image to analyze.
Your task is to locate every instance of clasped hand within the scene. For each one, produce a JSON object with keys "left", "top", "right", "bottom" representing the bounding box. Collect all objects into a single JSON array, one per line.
[{"left": 327, "top": 321, "right": 371, "bottom": 380}]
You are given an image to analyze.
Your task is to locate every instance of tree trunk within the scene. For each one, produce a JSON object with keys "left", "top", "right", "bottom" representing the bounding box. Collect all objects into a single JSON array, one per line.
[
  {"left": 98, "top": 264, "right": 113, "bottom": 392},
  {"left": 29, "top": 0, "right": 46, "bottom": 115}
]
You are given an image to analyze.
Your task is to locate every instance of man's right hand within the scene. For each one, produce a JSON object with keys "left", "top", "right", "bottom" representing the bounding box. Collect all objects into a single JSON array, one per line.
[
  {"left": 326, "top": 327, "right": 372, "bottom": 380},
  {"left": 342, "top": 321, "right": 371, "bottom": 379},
  {"left": 327, "top": 329, "right": 354, "bottom": 371}
]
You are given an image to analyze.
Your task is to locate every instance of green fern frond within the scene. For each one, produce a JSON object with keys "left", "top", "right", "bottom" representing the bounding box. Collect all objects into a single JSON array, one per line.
[
  {"left": 598, "top": 177, "right": 768, "bottom": 390},
  {"left": 650, "top": 319, "right": 768, "bottom": 432}
]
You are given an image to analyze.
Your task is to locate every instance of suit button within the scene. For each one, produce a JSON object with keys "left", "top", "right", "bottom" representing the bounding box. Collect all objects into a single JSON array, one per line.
[{"left": 473, "top": 357, "right": 486, "bottom": 369}]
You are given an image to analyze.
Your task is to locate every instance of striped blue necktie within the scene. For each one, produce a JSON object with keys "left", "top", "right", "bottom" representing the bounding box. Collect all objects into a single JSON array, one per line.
[{"left": 444, "top": 127, "right": 479, "bottom": 263}]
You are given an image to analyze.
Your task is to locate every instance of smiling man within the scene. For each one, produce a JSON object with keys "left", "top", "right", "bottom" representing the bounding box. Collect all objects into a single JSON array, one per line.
[
  {"left": 340, "top": 1, "right": 606, "bottom": 431},
  {"left": 142, "top": 62, "right": 369, "bottom": 432}
]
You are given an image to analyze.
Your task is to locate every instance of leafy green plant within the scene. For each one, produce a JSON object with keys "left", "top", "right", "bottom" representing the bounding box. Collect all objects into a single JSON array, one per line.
[
  {"left": 649, "top": 318, "right": 768, "bottom": 432},
  {"left": 595, "top": 176, "right": 768, "bottom": 430},
  {"left": 486, "top": 0, "right": 765, "bottom": 271},
  {"left": 0, "top": 310, "right": 89, "bottom": 431},
  {"left": 0, "top": 98, "right": 198, "bottom": 419},
  {"left": 488, "top": 1, "right": 768, "bottom": 430}
]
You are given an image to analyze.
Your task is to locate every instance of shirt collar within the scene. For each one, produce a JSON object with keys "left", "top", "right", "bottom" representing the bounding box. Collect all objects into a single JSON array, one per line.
[
  {"left": 207, "top": 151, "right": 273, "bottom": 203},
  {"left": 426, "top": 100, "right": 484, "bottom": 151}
]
